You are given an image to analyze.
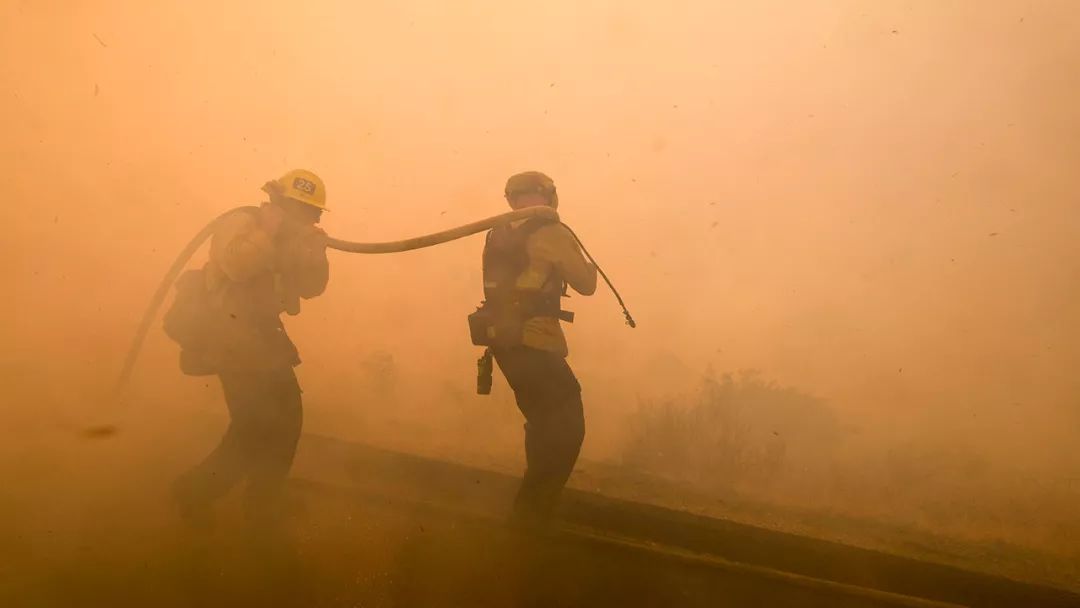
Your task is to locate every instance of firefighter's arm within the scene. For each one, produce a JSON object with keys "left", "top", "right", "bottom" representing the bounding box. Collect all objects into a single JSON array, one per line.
[
  {"left": 278, "top": 226, "right": 330, "bottom": 299},
  {"left": 209, "top": 213, "right": 275, "bottom": 282},
  {"left": 533, "top": 225, "right": 598, "bottom": 296}
]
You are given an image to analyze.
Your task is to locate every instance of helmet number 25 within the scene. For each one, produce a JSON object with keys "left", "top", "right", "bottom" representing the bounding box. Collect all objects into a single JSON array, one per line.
[{"left": 292, "top": 178, "right": 316, "bottom": 195}]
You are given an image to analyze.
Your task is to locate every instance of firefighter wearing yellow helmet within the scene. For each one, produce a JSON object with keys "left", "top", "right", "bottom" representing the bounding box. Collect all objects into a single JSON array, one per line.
[
  {"left": 172, "top": 169, "right": 330, "bottom": 528},
  {"left": 475, "top": 170, "right": 597, "bottom": 527},
  {"left": 267, "top": 168, "right": 328, "bottom": 211}
]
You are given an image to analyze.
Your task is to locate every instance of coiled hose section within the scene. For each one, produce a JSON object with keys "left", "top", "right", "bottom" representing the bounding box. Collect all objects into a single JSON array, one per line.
[{"left": 115, "top": 205, "right": 560, "bottom": 393}]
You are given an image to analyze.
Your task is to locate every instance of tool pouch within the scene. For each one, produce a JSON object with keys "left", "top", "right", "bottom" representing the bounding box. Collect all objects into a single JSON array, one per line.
[
  {"left": 468, "top": 303, "right": 525, "bottom": 348},
  {"left": 163, "top": 269, "right": 218, "bottom": 376}
]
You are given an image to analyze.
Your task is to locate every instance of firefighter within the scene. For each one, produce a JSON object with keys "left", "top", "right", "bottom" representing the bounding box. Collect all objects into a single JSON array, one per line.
[
  {"left": 478, "top": 171, "right": 597, "bottom": 526},
  {"left": 172, "top": 169, "right": 330, "bottom": 528}
]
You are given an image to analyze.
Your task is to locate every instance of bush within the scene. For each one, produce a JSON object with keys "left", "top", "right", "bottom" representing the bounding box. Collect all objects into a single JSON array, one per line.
[{"left": 621, "top": 369, "right": 840, "bottom": 490}]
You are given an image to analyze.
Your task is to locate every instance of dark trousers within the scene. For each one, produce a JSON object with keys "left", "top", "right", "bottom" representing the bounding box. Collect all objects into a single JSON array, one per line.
[
  {"left": 179, "top": 368, "right": 303, "bottom": 521},
  {"left": 493, "top": 346, "right": 585, "bottom": 524}
]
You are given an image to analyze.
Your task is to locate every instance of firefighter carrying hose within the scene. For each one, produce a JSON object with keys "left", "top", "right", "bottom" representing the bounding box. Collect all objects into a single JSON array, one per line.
[
  {"left": 470, "top": 171, "right": 598, "bottom": 527},
  {"left": 169, "top": 169, "right": 330, "bottom": 528}
]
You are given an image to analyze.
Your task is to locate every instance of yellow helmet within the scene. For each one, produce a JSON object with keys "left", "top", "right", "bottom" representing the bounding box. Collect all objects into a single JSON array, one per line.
[{"left": 265, "top": 169, "right": 327, "bottom": 210}]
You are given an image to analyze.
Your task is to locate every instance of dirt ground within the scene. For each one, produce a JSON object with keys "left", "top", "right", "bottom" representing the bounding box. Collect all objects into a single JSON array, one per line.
[
  {"left": 2, "top": 453, "right": 873, "bottom": 607},
  {"left": 4, "top": 419, "right": 1077, "bottom": 607}
]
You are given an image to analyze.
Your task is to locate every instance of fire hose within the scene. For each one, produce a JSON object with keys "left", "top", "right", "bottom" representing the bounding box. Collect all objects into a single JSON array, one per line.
[{"left": 115, "top": 204, "right": 634, "bottom": 400}]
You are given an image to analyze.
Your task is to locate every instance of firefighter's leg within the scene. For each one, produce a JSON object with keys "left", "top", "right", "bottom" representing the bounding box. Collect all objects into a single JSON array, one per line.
[
  {"left": 519, "top": 359, "right": 585, "bottom": 521},
  {"left": 242, "top": 368, "right": 303, "bottom": 526},
  {"left": 173, "top": 371, "right": 263, "bottom": 524},
  {"left": 496, "top": 347, "right": 585, "bottom": 524}
]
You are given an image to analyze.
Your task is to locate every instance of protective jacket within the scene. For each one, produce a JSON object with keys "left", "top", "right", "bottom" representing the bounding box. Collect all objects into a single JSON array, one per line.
[{"left": 197, "top": 210, "right": 329, "bottom": 371}]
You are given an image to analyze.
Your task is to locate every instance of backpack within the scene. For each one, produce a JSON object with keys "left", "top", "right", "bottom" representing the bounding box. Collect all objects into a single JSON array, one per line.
[
  {"left": 467, "top": 218, "right": 567, "bottom": 347},
  {"left": 162, "top": 267, "right": 220, "bottom": 375}
]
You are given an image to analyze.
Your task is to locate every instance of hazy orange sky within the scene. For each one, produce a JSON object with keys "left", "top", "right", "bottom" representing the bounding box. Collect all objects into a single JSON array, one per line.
[{"left": 4, "top": 1, "right": 1078, "bottom": 474}]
